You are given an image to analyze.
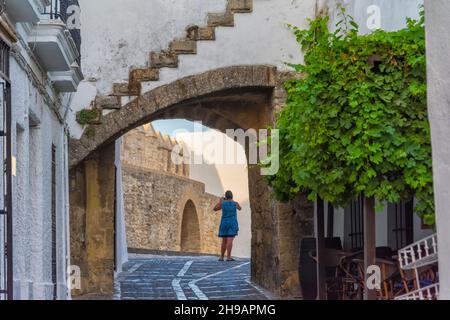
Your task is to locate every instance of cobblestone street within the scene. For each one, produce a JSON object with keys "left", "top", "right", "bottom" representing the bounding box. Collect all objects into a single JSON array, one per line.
[{"left": 116, "top": 255, "right": 270, "bottom": 300}]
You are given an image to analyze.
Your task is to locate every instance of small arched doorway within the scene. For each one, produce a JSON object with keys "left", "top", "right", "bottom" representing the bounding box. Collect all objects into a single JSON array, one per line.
[{"left": 180, "top": 200, "right": 201, "bottom": 253}]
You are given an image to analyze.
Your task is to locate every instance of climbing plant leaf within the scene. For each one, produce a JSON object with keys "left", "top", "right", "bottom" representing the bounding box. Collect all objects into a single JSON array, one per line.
[{"left": 264, "top": 8, "right": 435, "bottom": 225}]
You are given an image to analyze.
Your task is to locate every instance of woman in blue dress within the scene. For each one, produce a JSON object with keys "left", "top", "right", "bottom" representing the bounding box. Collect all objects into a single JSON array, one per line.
[{"left": 214, "top": 191, "right": 242, "bottom": 261}]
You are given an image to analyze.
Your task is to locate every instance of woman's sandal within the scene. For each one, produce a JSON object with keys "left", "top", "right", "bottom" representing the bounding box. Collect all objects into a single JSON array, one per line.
[
  {"left": 226, "top": 258, "right": 236, "bottom": 262},
  {"left": 218, "top": 258, "right": 225, "bottom": 262}
]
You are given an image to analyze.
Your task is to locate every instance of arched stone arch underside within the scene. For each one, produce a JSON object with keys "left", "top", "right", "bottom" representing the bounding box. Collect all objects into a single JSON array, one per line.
[
  {"left": 180, "top": 200, "right": 201, "bottom": 253},
  {"left": 70, "top": 65, "right": 278, "bottom": 167},
  {"left": 69, "top": 65, "right": 314, "bottom": 298}
]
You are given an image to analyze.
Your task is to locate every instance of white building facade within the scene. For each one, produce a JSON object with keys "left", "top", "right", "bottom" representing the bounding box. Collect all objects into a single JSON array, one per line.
[{"left": 1, "top": 0, "right": 82, "bottom": 300}]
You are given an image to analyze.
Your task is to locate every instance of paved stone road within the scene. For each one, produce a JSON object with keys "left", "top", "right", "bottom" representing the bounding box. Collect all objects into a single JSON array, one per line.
[{"left": 116, "top": 255, "right": 269, "bottom": 300}]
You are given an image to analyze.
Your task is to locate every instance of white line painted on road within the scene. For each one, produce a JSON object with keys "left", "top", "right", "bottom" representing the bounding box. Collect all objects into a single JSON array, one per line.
[
  {"left": 172, "top": 278, "right": 187, "bottom": 300},
  {"left": 189, "top": 282, "right": 209, "bottom": 300},
  {"left": 245, "top": 277, "right": 271, "bottom": 299},
  {"left": 177, "top": 260, "right": 194, "bottom": 277},
  {"left": 127, "top": 262, "right": 144, "bottom": 274},
  {"left": 172, "top": 260, "right": 194, "bottom": 300},
  {"left": 189, "top": 262, "right": 250, "bottom": 300}
]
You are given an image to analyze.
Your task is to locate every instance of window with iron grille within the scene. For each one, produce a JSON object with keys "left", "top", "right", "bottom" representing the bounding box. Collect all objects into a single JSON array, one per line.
[
  {"left": 346, "top": 194, "right": 364, "bottom": 251},
  {"left": 0, "top": 40, "right": 10, "bottom": 78},
  {"left": 51, "top": 145, "right": 57, "bottom": 300},
  {"left": 388, "top": 200, "right": 414, "bottom": 251}
]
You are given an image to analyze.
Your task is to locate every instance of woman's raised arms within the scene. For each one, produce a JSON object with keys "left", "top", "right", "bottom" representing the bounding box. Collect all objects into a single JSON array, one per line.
[{"left": 214, "top": 198, "right": 223, "bottom": 212}]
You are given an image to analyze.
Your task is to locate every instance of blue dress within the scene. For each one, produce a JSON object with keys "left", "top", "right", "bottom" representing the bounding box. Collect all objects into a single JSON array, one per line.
[{"left": 218, "top": 201, "right": 239, "bottom": 238}]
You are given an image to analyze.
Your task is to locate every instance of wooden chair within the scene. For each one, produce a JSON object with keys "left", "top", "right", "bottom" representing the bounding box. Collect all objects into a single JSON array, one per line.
[
  {"left": 339, "top": 251, "right": 365, "bottom": 300},
  {"left": 394, "top": 264, "right": 438, "bottom": 297},
  {"left": 341, "top": 256, "right": 399, "bottom": 300},
  {"left": 309, "top": 248, "right": 349, "bottom": 300}
]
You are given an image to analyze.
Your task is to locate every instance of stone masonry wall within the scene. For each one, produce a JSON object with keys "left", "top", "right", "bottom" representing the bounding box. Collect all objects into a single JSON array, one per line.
[
  {"left": 122, "top": 166, "right": 221, "bottom": 254},
  {"left": 122, "top": 124, "right": 189, "bottom": 177},
  {"left": 121, "top": 125, "right": 220, "bottom": 254},
  {"left": 70, "top": 144, "right": 116, "bottom": 297}
]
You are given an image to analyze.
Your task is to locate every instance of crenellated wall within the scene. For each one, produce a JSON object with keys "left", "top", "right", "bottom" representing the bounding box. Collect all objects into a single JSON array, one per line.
[{"left": 121, "top": 124, "right": 189, "bottom": 177}]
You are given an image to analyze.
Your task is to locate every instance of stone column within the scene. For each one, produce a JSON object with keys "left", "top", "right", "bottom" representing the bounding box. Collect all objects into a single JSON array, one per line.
[
  {"left": 70, "top": 143, "right": 116, "bottom": 297},
  {"left": 250, "top": 74, "right": 314, "bottom": 298},
  {"left": 425, "top": 0, "right": 450, "bottom": 300}
]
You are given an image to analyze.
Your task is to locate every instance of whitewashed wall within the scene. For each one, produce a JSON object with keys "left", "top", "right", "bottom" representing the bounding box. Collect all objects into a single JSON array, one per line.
[
  {"left": 8, "top": 25, "right": 71, "bottom": 300},
  {"left": 325, "top": 0, "right": 423, "bottom": 34}
]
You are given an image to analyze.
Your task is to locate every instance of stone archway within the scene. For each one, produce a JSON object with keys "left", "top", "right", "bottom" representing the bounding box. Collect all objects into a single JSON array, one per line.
[
  {"left": 180, "top": 200, "right": 201, "bottom": 253},
  {"left": 69, "top": 65, "right": 279, "bottom": 166},
  {"left": 69, "top": 65, "right": 314, "bottom": 298}
]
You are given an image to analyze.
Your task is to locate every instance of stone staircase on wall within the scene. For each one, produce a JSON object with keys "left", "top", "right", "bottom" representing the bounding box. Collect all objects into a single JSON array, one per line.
[{"left": 81, "top": 0, "right": 254, "bottom": 122}]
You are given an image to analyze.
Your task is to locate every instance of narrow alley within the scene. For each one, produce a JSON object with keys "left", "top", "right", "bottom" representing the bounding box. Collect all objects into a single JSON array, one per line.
[{"left": 116, "top": 255, "right": 269, "bottom": 300}]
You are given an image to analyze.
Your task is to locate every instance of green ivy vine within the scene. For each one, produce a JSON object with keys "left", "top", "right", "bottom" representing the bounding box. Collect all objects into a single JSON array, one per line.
[
  {"left": 265, "top": 8, "right": 434, "bottom": 225},
  {"left": 76, "top": 108, "right": 102, "bottom": 126}
]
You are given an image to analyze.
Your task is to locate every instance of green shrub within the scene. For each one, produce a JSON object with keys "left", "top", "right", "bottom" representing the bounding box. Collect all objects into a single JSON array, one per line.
[{"left": 264, "top": 8, "right": 434, "bottom": 225}]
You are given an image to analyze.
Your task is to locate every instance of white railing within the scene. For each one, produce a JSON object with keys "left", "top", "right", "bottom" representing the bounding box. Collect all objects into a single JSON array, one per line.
[
  {"left": 395, "top": 283, "right": 440, "bottom": 300},
  {"left": 398, "top": 233, "right": 438, "bottom": 270}
]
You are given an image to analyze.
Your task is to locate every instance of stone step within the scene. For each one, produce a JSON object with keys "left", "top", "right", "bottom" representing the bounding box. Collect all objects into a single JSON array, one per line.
[
  {"left": 169, "top": 39, "right": 197, "bottom": 54},
  {"left": 95, "top": 95, "right": 121, "bottom": 110},
  {"left": 113, "top": 82, "right": 141, "bottom": 96},
  {"left": 186, "top": 25, "right": 216, "bottom": 41},
  {"left": 150, "top": 51, "right": 179, "bottom": 68},
  {"left": 207, "top": 12, "right": 234, "bottom": 27},
  {"left": 101, "top": 0, "right": 253, "bottom": 101},
  {"left": 228, "top": 0, "right": 253, "bottom": 13},
  {"left": 130, "top": 68, "right": 160, "bottom": 82}
]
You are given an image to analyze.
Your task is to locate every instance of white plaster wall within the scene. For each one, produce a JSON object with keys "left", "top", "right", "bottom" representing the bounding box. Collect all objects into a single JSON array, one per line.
[
  {"left": 9, "top": 45, "right": 70, "bottom": 300},
  {"left": 328, "top": 0, "right": 423, "bottom": 34},
  {"left": 333, "top": 207, "right": 345, "bottom": 241},
  {"left": 375, "top": 205, "right": 388, "bottom": 247},
  {"left": 425, "top": 0, "right": 450, "bottom": 300},
  {"left": 68, "top": 0, "right": 317, "bottom": 138},
  {"left": 115, "top": 138, "right": 128, "bottom": 274},
  {"left": 176, "top": 130, "right": 251, "bottom": 258}
]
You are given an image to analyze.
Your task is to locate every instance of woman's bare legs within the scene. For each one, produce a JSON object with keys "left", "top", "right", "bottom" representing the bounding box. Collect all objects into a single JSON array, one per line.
[
  {"left": 220, "top": 238, "right": 227, "bottom": 260},
  {"left": 226, "top": 237, "right": 235, "bottom": 260}
]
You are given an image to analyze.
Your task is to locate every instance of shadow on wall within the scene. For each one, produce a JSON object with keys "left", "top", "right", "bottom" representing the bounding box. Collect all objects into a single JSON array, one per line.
[
  {"left": 234, "top": 199, "right": 251, "bottom": 258},
  {"left": 180, "top": 200, "right": 201, "bottom": 253},
  {"left": 177, "top": 130, "right": 252, "bottom": 258}
]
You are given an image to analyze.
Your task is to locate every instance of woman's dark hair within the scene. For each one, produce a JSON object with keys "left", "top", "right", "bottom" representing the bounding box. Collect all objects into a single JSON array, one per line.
[{"left": 225, "top": 191, "right": 233, "bottom": 200}]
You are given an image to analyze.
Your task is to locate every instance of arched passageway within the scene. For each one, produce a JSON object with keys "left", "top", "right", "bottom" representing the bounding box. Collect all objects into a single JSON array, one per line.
[
  {"left": 69, "top": 65, "right": 277, "bottom": 166},
  {"left": 69, "top": 65, "right": 313, "bottom": 299},
  {"left": 180, "top": 200, "right": 201, "bottom": 253}
]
